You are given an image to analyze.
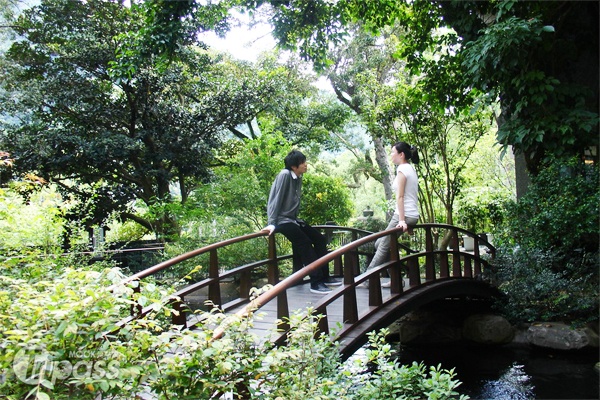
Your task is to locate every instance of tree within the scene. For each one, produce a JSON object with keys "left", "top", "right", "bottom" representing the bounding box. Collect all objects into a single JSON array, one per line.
[
  {"left": 0, "top": 0, "right": 285, "bottom": 238},
  {"left": 244, "top": 52, "right": 354, "bottom": 152},
  {"left": 376, "top": 81, "right": 492, "bottom": 225},
  {"left": 319, "top": 22, "right": 494, "bottom": 235},
  {"left": 324, "top": 24, "right": 404, "bottom": 205},
  {"left": 434, "top": 1, "right": 598, "bottom": 174},
  {"left": 188, "top": 130, "right": 353, "bottom": 236},
  {"left": 245, "top": 0, "right": 598, "bottom": 174}
]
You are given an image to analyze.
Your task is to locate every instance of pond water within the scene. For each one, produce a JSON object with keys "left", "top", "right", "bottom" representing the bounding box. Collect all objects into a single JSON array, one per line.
[{"left": 396, "top": 341, "right": 599, "bottom": 400}]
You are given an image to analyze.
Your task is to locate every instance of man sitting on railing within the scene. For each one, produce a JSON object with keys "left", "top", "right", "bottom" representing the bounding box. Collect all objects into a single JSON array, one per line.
[{"left": 261, "top": 150, "right": 341, "bottom": 294}]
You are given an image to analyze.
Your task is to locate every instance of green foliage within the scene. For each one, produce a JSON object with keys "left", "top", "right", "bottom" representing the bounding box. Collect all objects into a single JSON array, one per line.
[
  {"left": 351, "top": 329, "right": 468, "bottom": 400},
  {"left": 502, "top": 158, "right": 599, "bottom": 252},
  {"left": 189, "top": 133, "right": 290, "bottom": 232},
  {"left": 241, "top": 0, "right": 599, "bottom": 173},
  {"left": 492, "top": 159, "right": 599, "bottom": 325},
  {"left": 0, "top": 265, "right": 175, "bottom": 399},
  {"left": 493, "top": 247, "right": 598, "bottom": 325},
  {"left": 0, "top": 256, "right": 469, "bottom": 399},
  {"left": 0, "top": 186, "right": 65, "bottom": 253},
  {"left": 301, "top": 174, "right": 353, "bottom": 226},
  {"left": 109, "top": 0, "right": 230, "bottom": 80},
  {"left": 188, "top": 132, "right": 353, "bottom": 231},
  {"left": 0, "top": 0, "right": 287, "bottom": 236},
  {"left": 104, "top": 216, "right": 150, "bottom": 243},
  {"left": 456, "top": 194, "right": 508, "bottom": 234},
  {"left": 351, "top": 215, "right": 388, "bottom": 233},
  {"left": 377, "top": 78, "right": 494, "bottom": 226},
  {"left": 459, "top": 11, "right": 599, "bottom": 171}
]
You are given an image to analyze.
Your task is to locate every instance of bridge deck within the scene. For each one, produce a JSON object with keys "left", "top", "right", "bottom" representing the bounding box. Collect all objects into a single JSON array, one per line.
[{"left": 229, "top": 280, "right": 404, "bottom": 343}]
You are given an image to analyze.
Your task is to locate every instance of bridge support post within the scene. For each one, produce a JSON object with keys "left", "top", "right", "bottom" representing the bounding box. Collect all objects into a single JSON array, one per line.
[
  {"left": 425, "top": 227, "right": 436, "bottom": 281},
  {"left": 267, "top": 234, "right": 280, "bottom": 285},
  {"left": 407, "top": 257, "right": 420, "bottom": 287},
  {"left": 343, "top": 250, "right": 359, "bottom": 323},
  {"left": 389, "top": 231, "right": 402, "bottom": 294},
  {"left": 129, "top": 279, "right": 142, "bottom": 317},
  {"left": 208, "top": 249, "right": 222, "bottom": 307},
  {"left": 171, "top": 298, "right": 187, "bottom": 327}
]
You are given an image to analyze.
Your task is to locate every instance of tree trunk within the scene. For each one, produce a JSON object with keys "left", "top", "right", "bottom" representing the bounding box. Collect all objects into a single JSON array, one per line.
[{"left": 373, "top": 136, "right": 393, "bottom": 202}]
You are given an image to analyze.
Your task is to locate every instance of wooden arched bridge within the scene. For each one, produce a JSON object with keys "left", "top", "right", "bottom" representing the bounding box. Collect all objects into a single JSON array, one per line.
[{"left": 116, "top": 224, "right": 498, "bottom": 360}]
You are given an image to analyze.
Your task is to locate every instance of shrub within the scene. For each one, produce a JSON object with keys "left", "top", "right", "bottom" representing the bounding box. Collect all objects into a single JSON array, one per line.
[
  {"left": 352, "top": 215, "right": 388, "bottom": 233},
  {"left": 0, "top": 262, "right": 470, "bottom": 399},
  {"left": 501, "top": 158, "right": 599, "bottom": 252},
  {"left": 491, "top": 158, "right": 599, "bottom": 325},
  {"left": 493, "top": 247, "right": 599, "bottom": 324},
  {"left": 0, "top": 264, "right": 178, "bottom": 400},
  {"left": 347, "top": 329, "right": 468, "bottom": 400}
]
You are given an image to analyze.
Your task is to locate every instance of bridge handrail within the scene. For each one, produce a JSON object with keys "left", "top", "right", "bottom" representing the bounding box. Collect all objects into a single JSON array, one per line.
[
  {"left": 213, "top": 223, "right": 495, "bottom": 340},
  {"left": 112, "top": 225, "right": 374, "bottom": 327},
  {"left": 112, "top": 231, "right": 268, "bottom": 287},
  {"left": 113, "top": 223, "right": 494, "bottom": 339}
]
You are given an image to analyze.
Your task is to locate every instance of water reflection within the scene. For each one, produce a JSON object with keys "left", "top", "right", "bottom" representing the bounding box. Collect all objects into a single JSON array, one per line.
[
  {"left": 475, "top": 364, "right": 534, "bottom": 400},
  {"left": 395, "top": 342, "right": 599, "bottom": 400}
]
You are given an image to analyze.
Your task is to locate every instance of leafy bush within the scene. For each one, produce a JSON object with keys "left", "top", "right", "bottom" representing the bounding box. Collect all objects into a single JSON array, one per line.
[
  {"left": 0, "top": 187, "right": 65, "bottom": 253},
  {"left": 352, "top": 215, "right": 388, "bottom": 233},
  {"left": 501, "top": 158, "right": 599, "bottom": 252},
  {"left": 0, "top": 259, "right": 469, "bottom": 399},
  {"left": 301, "top": 174, "right": 354, "bottom": 226},
  {"left": 349, "top": 330, "right": 468, "bottom": 400},
  {"left": 0, "top": 266, "right": 174, "bottom": 399},
  {"left": 491, "top": 158, "right": 599, "bottom": 325},
  {"left": 456, "top": 194, "right": 510, "bottom": 234},
  {"left": 493, "top": 247, "right": 599, "bottom": 325}
]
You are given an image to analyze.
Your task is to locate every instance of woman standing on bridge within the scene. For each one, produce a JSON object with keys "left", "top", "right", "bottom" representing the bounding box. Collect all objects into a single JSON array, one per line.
[{"left": 364, "top": 142, "right": 420, "bottom": 286}]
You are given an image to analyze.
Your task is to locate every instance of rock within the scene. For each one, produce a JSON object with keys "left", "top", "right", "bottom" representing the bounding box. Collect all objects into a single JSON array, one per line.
[
  {"left": 387, "top": 319, "right": 425, "bottom": 343},
  {"left": 462, "top": 313, "right": 514, "bottom": 344},
  {"left": 387, "top": 309, "right": 461, "bottom": 344},
  {"left": 584, "top": 326, "right": 599, "bottom": 347},
  {"left": 526, "top": 322, "right": 595, "bottom": 350}
]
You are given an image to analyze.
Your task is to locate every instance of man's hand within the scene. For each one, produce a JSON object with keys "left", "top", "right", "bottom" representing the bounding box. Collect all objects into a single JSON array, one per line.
[{"left": 261, "top": 225, "right": 275, "bottom": 235}]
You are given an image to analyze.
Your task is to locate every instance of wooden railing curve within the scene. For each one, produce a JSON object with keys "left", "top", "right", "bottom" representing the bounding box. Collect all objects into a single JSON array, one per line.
[
  {"left": 113, "top": 226, "right": 375, "bottom": 329},
  {"left": 220, "top": 223, "right": 497, "bottom": 356},
  {"left": 114, "top": 223, "right": 497, "bottom": 359}
]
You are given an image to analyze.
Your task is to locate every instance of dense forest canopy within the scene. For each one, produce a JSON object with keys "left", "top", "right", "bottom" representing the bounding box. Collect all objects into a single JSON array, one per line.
[
  {"left": 0, "top": 0, "right": 353, "bottom": 236},
  {"left": 0, "top": 0, "right": 597, "bottom": 238},
  {"left": 136, "top": 0, "right": 598, "bottom": 172}
]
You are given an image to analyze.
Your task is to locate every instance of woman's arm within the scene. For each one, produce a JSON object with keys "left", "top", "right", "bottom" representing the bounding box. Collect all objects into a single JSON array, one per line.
[{"left": 396, "top": 171, "right": 408, "bottom": 232}]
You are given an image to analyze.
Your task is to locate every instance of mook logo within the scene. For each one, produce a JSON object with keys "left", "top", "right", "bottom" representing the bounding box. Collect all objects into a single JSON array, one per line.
[{"left": 13, "top": 346, "right": 121, "bottom": 385}]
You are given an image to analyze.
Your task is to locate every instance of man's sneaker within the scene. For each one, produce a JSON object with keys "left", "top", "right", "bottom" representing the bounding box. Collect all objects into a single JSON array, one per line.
[
  {"left": 310, "top": 283, "right": 333, "bottom": 294},
  {"left": 324, "top": 277, "right": 342, "bottom": 286}
]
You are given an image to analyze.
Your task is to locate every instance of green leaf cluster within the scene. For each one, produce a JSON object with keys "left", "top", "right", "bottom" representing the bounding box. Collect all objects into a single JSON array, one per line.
[
  {"left": 0, "top": 0, "right": 292, "bottom": 236},
  {"left": 0, "top": 255, "right": 469, "bottom": 399},
  {"left": 492, "top": 158, "right": 599, "bottom": 325},
  {"left": 0, "top": 266, "right": 174, "bottom": 399}
]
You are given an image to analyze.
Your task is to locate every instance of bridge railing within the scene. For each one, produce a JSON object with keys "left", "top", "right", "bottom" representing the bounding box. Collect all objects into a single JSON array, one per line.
[
  {"left": 114, "top": 223, "right": 494, "bottom": 339},
  {"left": 113, "top": 225, "right": 375, "bottom": 329},
  {"left": 217, "top": 223, "right": 495, "bottom": 344}
]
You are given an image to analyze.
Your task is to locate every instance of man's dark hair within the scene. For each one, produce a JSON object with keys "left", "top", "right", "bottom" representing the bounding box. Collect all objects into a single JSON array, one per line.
[{"left": 284, "top": 150, "right": 306, "bottom": 170}]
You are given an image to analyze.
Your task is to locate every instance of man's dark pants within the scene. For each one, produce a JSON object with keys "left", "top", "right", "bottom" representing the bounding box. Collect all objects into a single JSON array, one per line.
[{"left": 276, "top": 221, "right": 330, "bottom": 285}]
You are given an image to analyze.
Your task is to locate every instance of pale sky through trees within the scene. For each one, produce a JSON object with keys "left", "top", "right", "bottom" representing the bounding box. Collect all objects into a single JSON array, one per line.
[
  {"left": 199, "top": 14, "right": 333, "bottom": 93},
  {"left": 199, "top": 13, "right": 276, "bottom": 62}
]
